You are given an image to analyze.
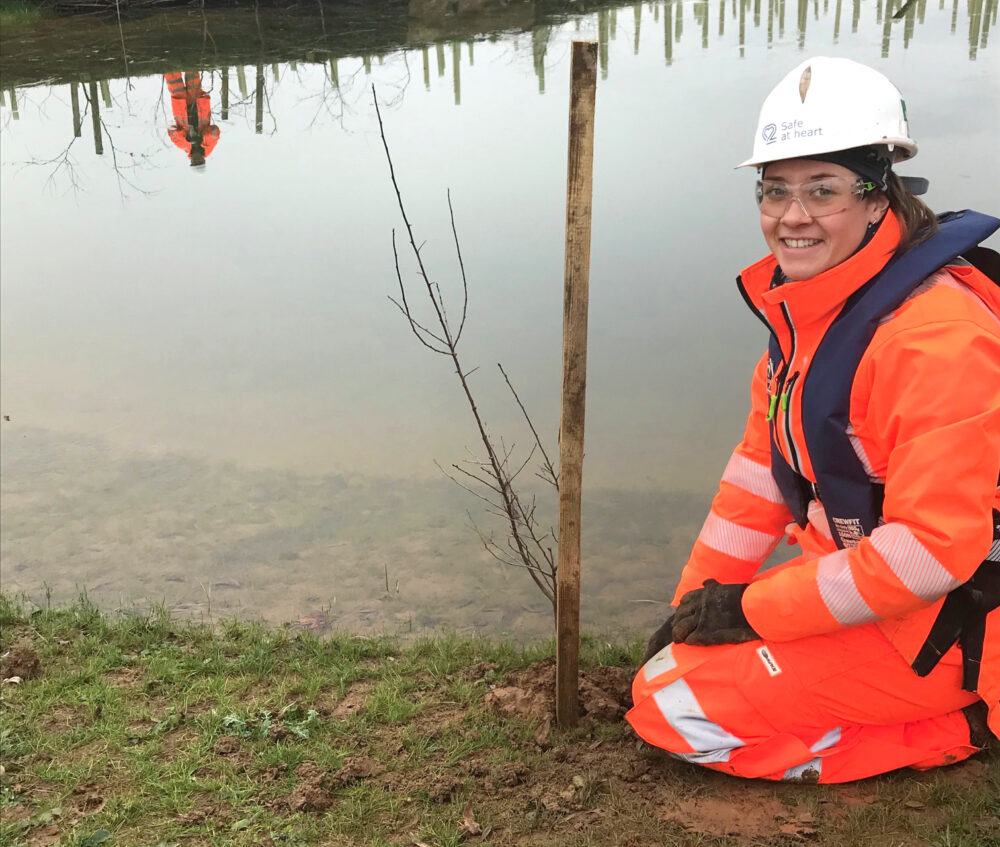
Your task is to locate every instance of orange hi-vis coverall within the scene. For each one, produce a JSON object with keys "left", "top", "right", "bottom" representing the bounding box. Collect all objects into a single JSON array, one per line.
[
  {"left": 628, "top": 210, "right": 1000, "bottom": 782},
  {"left": 165, "top": 72, "right": 220, "bottom": 159}
]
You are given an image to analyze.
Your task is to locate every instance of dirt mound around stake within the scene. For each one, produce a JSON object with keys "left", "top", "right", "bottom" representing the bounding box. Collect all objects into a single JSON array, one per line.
[{"left": 483, "top": 658, "right": 632, "bottom": 726}]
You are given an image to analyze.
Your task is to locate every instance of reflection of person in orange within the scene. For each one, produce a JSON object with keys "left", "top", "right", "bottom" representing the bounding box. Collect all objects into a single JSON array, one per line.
[{"left": 165, "top": 72, "right": 220, "bottom": 167}]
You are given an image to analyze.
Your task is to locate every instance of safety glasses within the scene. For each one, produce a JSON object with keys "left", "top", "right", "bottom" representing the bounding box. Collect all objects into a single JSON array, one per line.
[{"left": 756, "top": 176, "right": 877, "bottom": 218}]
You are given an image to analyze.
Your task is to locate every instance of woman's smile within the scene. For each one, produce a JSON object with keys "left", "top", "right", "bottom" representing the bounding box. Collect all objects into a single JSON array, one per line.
[{"left": 760, "top": 159, "right": 887, "bottom": 280}]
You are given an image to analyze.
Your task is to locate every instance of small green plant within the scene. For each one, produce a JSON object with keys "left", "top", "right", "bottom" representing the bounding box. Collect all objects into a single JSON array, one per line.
[
  {"left": 221, "top": 704, "right": 318, "bottom": 740},
  {"left": 76, "top": 829, "right": 112, "bottom": 847}
]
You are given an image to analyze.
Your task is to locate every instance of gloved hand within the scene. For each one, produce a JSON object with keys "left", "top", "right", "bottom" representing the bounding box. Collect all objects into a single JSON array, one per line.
[
  {"left": 671, "top": 579, "right": 758, "bottom": 646},
  {"left": 641, "top": 614, "right": 675, "bottom": 665}
]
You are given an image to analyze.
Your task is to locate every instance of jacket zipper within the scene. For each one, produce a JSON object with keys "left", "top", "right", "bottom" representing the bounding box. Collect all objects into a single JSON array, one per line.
[
  {"left": 737, "top": 275, "right": 785, "bottom": 421},
  {"left": 737, "top": 274, "right": 804, "bottom": 474},
  {"left": 777, "top": 303, "right": 803, "bottom": 475},
  {"left": 781, "top": 371, "right": 802, "bottom": 474}
]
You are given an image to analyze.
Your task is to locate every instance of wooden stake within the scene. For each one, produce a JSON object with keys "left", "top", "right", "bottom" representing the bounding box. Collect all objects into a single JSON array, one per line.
[
  {"left": 89, "top": 81, "right": 103, "bottom": 155},
  {"left": 70, "top": 82, "right": 82, "bottom": 138},
  {"left": 556, "top": 39, "right": 597, "bottom": 729},
  {"left": 255, "top": 64, "right": 264, "bottom": 134}
]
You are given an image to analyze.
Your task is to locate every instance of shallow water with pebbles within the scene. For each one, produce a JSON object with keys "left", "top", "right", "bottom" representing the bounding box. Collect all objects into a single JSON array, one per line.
[{"left": 2, "top": 0, "right": 995, "bottom": 637}]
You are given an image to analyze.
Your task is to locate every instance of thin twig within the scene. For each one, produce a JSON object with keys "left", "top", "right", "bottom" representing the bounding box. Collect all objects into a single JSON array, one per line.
[
  {"left": 448, "top": 189, "right": 470, "bottom": 344},
  {"left": 499, "top": 363, "right": 558, "bottom": 489}
]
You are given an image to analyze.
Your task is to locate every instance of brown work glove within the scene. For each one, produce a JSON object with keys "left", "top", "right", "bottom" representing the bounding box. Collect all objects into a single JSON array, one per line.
[
  {"left": 671, "top": 579, "right": 758, "bottom": 646},
  {"left": 641, "top": 614, "right": 675, "bottom": 665}
]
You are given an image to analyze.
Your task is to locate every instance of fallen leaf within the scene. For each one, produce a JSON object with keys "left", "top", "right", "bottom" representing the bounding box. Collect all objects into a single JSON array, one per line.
[
  {"left": 533, "top": 715, "right": 551, "bottom": 748},
  {"left": 459, "top": 803, "right": 482, "bottom": 837}
]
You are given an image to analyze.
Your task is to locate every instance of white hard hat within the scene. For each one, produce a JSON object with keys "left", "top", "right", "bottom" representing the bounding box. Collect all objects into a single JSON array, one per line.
[{"left": 737, "top": 57, "right": 917, "bottom": 169}]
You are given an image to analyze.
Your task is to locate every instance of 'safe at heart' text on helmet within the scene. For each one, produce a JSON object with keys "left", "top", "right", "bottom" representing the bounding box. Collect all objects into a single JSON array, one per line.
[{"left": 738, "top": 57, "right": 918, "bottom": 169}]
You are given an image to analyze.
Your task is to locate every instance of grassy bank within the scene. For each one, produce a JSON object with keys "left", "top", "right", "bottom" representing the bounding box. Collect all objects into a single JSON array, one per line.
[
  {"left": 0, "top": 0, "right": 45, "bottom": 27},
  {"left": 1, "top": 596, "right": 997, "bottom": 847}
]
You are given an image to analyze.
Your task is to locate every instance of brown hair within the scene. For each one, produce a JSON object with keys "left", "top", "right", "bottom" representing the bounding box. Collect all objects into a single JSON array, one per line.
[{"left": 884, "top": 170, "right": 938, "bottom": 253}]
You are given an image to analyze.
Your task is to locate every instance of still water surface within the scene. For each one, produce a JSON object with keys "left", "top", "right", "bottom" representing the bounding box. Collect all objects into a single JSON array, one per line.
[{"left": 1, "top": 0, "right": 998, "bottom": 638}]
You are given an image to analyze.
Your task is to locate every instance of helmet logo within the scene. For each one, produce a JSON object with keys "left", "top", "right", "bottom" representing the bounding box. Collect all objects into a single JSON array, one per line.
[
  {"left": 798, "top": 66, "right": 812, "bottom": 103},
  {"left": 762, "top": 123, "right": 777, "bottom": 144}
]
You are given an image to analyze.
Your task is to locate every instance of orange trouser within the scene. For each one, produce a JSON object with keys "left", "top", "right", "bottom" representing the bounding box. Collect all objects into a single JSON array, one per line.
[{"left": 627, "top": 623, "right": 981, "bottom": 783}]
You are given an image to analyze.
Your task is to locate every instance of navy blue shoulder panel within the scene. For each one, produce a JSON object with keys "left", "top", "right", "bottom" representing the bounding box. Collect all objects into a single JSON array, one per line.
[{"left": 774, "top": 210, "right": 1000, "bottom": 548}]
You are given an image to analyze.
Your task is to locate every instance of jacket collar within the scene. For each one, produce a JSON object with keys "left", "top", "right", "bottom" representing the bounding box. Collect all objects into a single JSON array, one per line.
[{"left": 740, "top": 210, "right": 902, "bottom": 328}]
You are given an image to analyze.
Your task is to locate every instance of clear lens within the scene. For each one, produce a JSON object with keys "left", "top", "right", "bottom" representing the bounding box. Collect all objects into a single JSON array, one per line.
[{"left": 756, "top": 176, "right": 867, "bottom": 218}]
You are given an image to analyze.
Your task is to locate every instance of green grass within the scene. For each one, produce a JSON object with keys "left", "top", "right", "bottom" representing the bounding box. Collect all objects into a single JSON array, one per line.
[
  {"left": 0, "top": 0, "right": 46, "bottom": 28},
  {"left": 1, "top": 593, "right": 997, "bottom": 847}
]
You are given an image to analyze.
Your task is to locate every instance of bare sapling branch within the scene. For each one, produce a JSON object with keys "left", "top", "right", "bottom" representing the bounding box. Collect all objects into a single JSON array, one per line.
[
  {"left": 448, "top": 189, "right": 470, "bottom": 344},
  {"left": 390, "top": 231, "right": 450, "bottom": 353},
  {"left": 373, "top": 84, "right": 559, "bottom": 613}
]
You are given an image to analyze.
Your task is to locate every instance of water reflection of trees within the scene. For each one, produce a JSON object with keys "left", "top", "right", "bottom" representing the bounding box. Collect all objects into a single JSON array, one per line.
[
  {"left": 12, "top": 79, "right": 157, "bottom": 197},
  {"left": 1, "top": 0, "right": 994, "bottom": 95},
  {"left": 1, "top": 0, "right": 994, "bottom": 193}
]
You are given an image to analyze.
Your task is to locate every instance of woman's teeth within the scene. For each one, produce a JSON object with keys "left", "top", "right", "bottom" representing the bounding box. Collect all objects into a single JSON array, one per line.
[{"left": 783, "top": 238, "right": 821, "bottom": 248}]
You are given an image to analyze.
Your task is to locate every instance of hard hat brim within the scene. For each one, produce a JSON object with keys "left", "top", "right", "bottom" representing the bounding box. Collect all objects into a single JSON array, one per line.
[{"left": 735, "top": 138, "right": 918, "bottom": 170}]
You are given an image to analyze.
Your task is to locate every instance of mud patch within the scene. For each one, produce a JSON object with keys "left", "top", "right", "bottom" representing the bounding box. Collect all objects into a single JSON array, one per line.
[
  {"left": 212, "top": 735, "right": 241, "bottom": 756},
  {"left": 176, "top": 798, "right": 235, "bottom": 826},
  {"left": 933, "top": 756, "right": 987, "bottom": 789},
  {"left": 63, "top": 739, "right": 109, "bottom": 765},
  {"left": 426, "top": 774, "right": 463, "bottom": 803},
  {"left": 483, "top": 658, "right": 631, "bottom": 726},
  {"left": 331, "top": 755, "right": 384, "bottom": 787},
  {"left": 105, "top": 666, "right": 142, "bottom": 687},
  {"left": 287, "top": 762, "right": 336, "bottom": 812},
  {"left": 283, "top": 757, "right": 385, "bottom": 813},
  {"left": 657, "top": 790, "right": 810, "bottom": 838},
  {"left": 25, "top": 823, "right": 61, "bottom": 846},
  {"left": 317, "top": 681, "right": 374, "bottom": 720},
  {"left": 1, "top": 644, "right": 41, "bottom": 680},
  {"left": 38, "top": 706, "right": 85, "bottom": 733},
  {"left": 159, "top": 727, "right": 199, "bottom": 761}
]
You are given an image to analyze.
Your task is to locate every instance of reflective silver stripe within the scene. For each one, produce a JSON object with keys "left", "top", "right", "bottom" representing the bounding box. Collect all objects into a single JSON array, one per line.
[
  {"left": 642, "top": 643, "right": 677, "bottom": 683},
  {"left": 698, "top": 512, "right": 783, "bottom": 562},
  {"left": 869, "top": 523, "right": 961, "bottom": 602},
  {"left": 845, "top": 424, "right": 883, "bottom": 483},
  {"left": 987, "top": 540, "right": 1000, "bottom": 563},
  {"left": 929, "top": 272, "right": 1000, "bottom": 327},
  {"left": 783, "top": 757, "right": 822, "bottom": 780},
  {"left": 652, "top": 677, "right": 744, "bottom": 764},
  {"left": 811, "top": 726, "right": 842, "bottom": 752},
  {"left": 781, "top": 727, "right": 841, "bottom": 781},
  {"left": 879, "top": 272, "right": 1000, "bottom": 328},
  {"left": 721, "top": 452, "right": 785, "bottom": 504},
  {"left": 807, "top": 500, "right": 834, "bottom": 541},
  {"left": 816, "top": 549, "right": 877, "bottom": 626}
]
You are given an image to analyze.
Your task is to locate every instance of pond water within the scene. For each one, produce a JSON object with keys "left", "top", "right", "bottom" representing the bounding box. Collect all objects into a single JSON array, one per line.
[{"left": 1, "top": 0, "right": 997, "bottom": 639}]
